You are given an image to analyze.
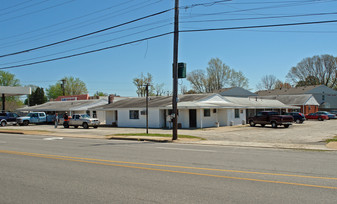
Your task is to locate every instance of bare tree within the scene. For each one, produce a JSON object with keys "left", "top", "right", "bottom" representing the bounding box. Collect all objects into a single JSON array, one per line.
[
  {"left": 187, "top": 58, "right": 249, "bottom": 93},
  {"left": 153, "top": 83, "right": 165, "bottom": 96},
  {"left": 133, "top": 73, "right": 153, "bottom": 97},
  {"left": 275, "top": 81, "right": 292, "bottom": 89},
  {"left": 286, "top": 55, "right": 337, "bottom": 88},
  {"left": 206, "top": 58, "right": 231, "bottom": 92},
  {"left": 256, "top": 75, "right": 278, "bottom": 90},
  {"left": 186, "top": 69, "right": 208, "bottom": 93},
  {"left": 229, "top": 70, "right": 249, "bottom": 89}
]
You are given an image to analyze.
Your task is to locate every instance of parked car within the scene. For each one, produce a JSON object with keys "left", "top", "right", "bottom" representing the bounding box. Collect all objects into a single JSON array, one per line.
[
  {"left": 0, "top": 112, "right": 19, "bottom": 126},
  {"left": 62, "top": 114, "right": 100, "bottom": 129},
  {"left": 16, "top": 112, "right": 47, "bottom": 126},
  {"left": 248, "top": 111, "right": 293, "bottom": 128},
  {"left": 285, "top": 112, "right": 305, "bottom": 124},
  {"left": 315, "top": 111, "right": 337, "bottom": 119},
  {"left": 305, "top": 113, "right": 329, "bottom": 121},
  {"left": 329, "top": 110, "right": 337, "bottom": 116}
]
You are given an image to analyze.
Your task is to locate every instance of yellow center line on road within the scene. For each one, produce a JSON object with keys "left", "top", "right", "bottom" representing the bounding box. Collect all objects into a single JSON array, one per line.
[{"left": 1, "top": 149, "right": 337, "bottom": 190}]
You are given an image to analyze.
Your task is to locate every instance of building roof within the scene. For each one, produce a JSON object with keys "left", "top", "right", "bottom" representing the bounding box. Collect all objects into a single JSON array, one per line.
[
  {"left": 214, "top": 87, "right": 258, "bottom": 97},
  {"left": 90, "top": 93, "right": 298, "bottom": 110},
  {"left": 258, "top": 94, "right": 319, "bottom": 106},
  {"left": 17, "top": 99, "right": 108, "bottom": 112},
  {"left": 0, "top": 86, "right": 31, "bottom": 96},
  {"left": 94, "top": 94, "right": 213, "bottom": 110},
  {"left": 256, "top": 85, "right": 328, "bottom": 96},
  {"left": 223, "top": 96, "right": 299, "bottom": 109}
]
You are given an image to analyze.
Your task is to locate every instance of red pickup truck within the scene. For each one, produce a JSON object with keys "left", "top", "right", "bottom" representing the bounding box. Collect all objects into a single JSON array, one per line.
[{"left": 248, "top": 111, "right": 294, "bottom": 128}]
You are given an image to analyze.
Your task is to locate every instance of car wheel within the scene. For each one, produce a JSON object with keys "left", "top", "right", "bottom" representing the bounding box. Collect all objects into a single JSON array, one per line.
[
  {"left": 271, "top": 121, "right": 277, "bottom": 128},
  {"left": 284, "top": 124, "right": 290, "bottom": 128},
  {"left": 318, "top": 117, "right": 323, "bottom": 121},
  {"left": 249, "top": 121, "right": 255, "bottom": 127},
  {"left": 23, "top": 120, "right": 29, "bottom": 126},
  {"left": 83, "top": 123, "right": 89, "bottom": 129},
  {"left": 1, "top": 121, "right": 6, "bottom": 126},
  {"left": 295, "top": 119, "right": 300, "bottom": 124}
]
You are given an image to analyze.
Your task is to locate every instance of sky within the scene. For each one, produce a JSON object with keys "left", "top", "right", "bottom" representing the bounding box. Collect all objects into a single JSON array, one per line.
[{"left": 1, "top": 0, "right": 337, "bottom": 98}]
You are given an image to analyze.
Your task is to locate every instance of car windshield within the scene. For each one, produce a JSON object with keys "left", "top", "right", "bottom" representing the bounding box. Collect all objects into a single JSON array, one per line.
[{"left": 80, "top": 114, "right": 90, "bottom": 119}]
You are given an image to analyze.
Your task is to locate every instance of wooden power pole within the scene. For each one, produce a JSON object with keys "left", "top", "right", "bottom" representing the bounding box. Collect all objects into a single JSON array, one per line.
[{"left": 172, "top": 0, "right": 179, "bottom": 140}]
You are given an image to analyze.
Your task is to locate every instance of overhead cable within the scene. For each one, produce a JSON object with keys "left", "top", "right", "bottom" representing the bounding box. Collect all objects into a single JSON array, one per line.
[
  {"left": 2, "top": 19, "right": 337, "bottom": 70},
  {"left": 0, "top": 8, "right": 172, "bottom": 58},
  {"left": 0, "top": 32, "right": 173, "bottom": 70}
]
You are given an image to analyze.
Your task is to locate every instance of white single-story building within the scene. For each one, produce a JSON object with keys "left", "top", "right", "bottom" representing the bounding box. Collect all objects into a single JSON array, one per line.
[{"left": 90, "top": 94, "right": 299, "bottom": 129}]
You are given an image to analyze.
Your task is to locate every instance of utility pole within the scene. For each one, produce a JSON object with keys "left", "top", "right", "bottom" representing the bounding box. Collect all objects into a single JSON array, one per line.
[
  {"left": 172, "top": 0, "right": 179, "bottom": 140},
  {"left": 2, "top": 94, "right": 5, "bottom": 113},
  {"left": 145, "top": 83, "right": 149, "bottom": 134},
  {"left": 61, "top": 79, "right": 66, "bottom": 96}
]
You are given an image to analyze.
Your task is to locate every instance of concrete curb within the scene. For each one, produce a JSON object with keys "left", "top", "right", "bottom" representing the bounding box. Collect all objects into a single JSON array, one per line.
[
  {"left": 0, "top": 130, "right": 24, "bottom": 134},
  {"left": 1, "top": 129, "right": 336, "bottom": 150},
  {"left": 107, "top": 136, "right": 171, "bottom": 143}
]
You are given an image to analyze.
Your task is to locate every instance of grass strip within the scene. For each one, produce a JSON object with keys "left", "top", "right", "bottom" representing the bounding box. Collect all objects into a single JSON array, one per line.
[
  {"left": 109, "top": 133, "right": 205, "bottom": 140},
  {"left": 325, "top": 136, "right": 337, "bottom": 143}
]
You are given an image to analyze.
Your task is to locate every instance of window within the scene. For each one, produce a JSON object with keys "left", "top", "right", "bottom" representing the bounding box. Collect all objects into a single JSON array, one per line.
[
  {"left": 204, "top": 109, "right": 211, "bottom": 117},
  {"left": 93, "top": 111, "right": 97, "bottom": 118},
  {"left": 235, "top": 109, "right": 240, "bottom": 118},
  {"left": 129, "top": 110, "right": 139, "bottom": 119}
]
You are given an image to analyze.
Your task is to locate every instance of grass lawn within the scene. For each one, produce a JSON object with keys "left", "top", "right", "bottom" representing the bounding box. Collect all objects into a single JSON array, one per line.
[{"left": 326, "top": 135, "right": 337, "bottom": 143}]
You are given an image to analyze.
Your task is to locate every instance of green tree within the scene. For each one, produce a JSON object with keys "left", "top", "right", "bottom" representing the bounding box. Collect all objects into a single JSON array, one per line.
[
  {"left": 46, "top": 77, "right": 88, "bottom": 99},
  {"left": 94, "top": 91, "right": 108, "bottom": 97},
  {"left": 0, "top": 71, "right": 22, "bottom": 111},
  {"left": 25, "top": 87, "right": 47, "bottom": 106},
  {"left": 0, "top": 71, "right": 20, "bottom": 86}
]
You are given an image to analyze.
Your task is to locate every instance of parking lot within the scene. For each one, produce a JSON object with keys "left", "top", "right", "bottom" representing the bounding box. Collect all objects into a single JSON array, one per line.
[{"left": 1, "top": 120, "right": 336, "bottom": 146}]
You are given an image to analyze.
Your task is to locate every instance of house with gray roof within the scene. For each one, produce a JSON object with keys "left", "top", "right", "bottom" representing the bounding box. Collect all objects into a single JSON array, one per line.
[
  {"left": 90, "top": 94, "right": 298, "bottom": 129},
  {"left": 214, "top": 87, "right": 258, "bottom": 97},
  {"left": 259, "top": 94, "right": 319, "bottom": 114},
  {"left": 256, "top": 85, "right": 337, "bottom": 111}
]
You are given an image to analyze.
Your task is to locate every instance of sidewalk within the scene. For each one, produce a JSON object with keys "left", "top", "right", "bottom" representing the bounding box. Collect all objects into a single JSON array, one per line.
[{"left": 0, "top": 125, "right": 336, "bottom": 151}]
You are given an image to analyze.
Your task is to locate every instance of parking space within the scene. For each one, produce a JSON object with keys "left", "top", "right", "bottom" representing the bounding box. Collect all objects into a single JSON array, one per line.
[{"left": 0, "top": 120, "right": 336, "bottom": 145}]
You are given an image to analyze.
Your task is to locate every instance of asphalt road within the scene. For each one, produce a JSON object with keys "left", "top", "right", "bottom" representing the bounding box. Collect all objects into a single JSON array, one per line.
[{"left": 1, "top": 133, "right": 337, "bottom": 203}]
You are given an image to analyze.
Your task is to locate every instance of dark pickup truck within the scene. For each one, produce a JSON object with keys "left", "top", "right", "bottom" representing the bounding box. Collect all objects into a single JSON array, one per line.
[
  {"left": 0, "top": 112, "right": 19, "bottom": 126},
  {"left": 248, "top": 111, "right": 294, "bottom": 128}
]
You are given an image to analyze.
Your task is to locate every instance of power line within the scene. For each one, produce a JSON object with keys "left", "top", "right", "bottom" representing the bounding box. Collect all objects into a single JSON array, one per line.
[
  {"left": 0, "top": 32, "right": 173, "bottom": 70},
  {"left": 179, "top": 19, "right": 337, "bottom": 33},
  {"left": 180, "top": 0, "right": 335, "bottom": 18},
  {"left": 0, "top": 0, "right": 33, "bottom": 13},
  {"left": 180, "top": 11, "right": 337, "bottom": 24},
  {"left": 0, "top": 0, "right": 75, "bottom": 23},
  {"left": 0, "top": 0, "right": 147, "bottom": 42},
  {"left": 0, "top": 22, "right": 172, "bottom": 66},
  {"left": 0, "top": 1, "right": 167, "bottom": 50},
  {"left": 0, "top": 0, "right": 51, "bottom": 18},
  {"left": 2, "top": 19, "right": 337, "bottom": 70},
  {"left": 0, "top": 8, "right": 173, "bottom": 58}
]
